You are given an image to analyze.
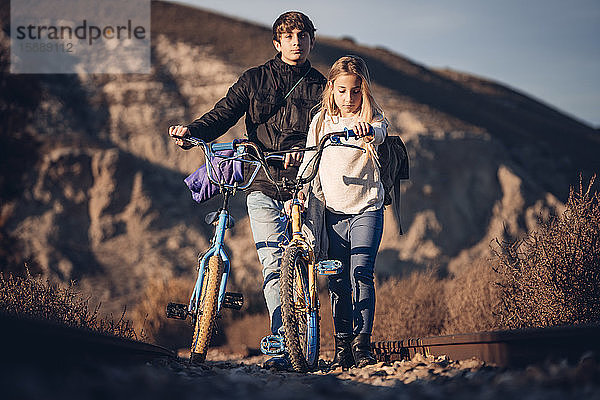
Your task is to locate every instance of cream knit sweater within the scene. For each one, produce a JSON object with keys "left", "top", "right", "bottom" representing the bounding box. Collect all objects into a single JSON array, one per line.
[{"left": 298, "top": 111, "right": 387, "bottom": 215}]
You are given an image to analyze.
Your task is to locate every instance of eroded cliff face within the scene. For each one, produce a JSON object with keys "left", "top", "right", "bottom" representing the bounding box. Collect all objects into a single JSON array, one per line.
[
  {"left": 1, "top": 3, "right": 592, "bottom": 314},
  {"left": 375, "top": 93, "right": 566, "bottom": 277}
]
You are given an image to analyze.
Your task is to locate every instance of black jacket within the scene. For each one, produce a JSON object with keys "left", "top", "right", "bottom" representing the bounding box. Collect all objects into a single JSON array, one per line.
[{"left": 186, "top": 54, "right": 326, "bottom": 200}]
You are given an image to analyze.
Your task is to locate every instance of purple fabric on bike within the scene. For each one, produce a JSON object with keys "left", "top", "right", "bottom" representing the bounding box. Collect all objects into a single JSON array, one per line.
[{"left": 184, "top": 149, "right": 244, "bottom": 204}]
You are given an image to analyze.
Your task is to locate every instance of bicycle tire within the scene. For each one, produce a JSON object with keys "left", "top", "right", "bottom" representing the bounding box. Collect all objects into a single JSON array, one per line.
[
  {"left": 190, "top": 255, "right": 223, "bottom": 363},
  {"left": 280, "top": 246, "right": 320, "bottom": 372}
]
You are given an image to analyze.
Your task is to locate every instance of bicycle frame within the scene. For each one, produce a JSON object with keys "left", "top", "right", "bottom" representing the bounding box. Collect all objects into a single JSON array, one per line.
[
  {"left": 275, "top": 128, "right": 365, "bottom": 368},
  {"left": 175, "top": 136, "right": 284, "bottom": 319},
  {"left": 186, "top": 128, "right": 364, "bottom": 318},
  {"left": 289, "top": 201, "right": 318, "bottom": 312},
  {"left": 287, "top": 200, "right": 319, "bottom": 363},
  {"left": 189, "top": 191, "right": 233, "bottom": 316}
]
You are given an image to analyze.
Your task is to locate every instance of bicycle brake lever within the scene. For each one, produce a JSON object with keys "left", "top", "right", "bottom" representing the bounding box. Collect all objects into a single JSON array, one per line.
[
  {"left": 171, "top": 134, "right": 203, "bottom": 147},
  {"left": 331, "top": 143, "right": 366, "bottom": 153}
]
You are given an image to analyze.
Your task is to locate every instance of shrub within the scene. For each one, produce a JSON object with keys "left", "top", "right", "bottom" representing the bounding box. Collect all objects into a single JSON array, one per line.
[
  {"left": 494, "top": 177, "right": 600, "bottom": 329},
  {"left": 0, "top": 269, "right": 140, "bottom": 339},
  {"left": 374, "top": 178, "right": 600, "bottom": 340}
]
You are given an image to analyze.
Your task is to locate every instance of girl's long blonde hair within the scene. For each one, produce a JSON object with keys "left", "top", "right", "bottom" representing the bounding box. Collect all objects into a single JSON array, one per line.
[
  {"left": 315, "top": 55, "right": 384, "bottom": 162},
  {"left": 315, "top": 55, "right": 384, "bottom": 135}
]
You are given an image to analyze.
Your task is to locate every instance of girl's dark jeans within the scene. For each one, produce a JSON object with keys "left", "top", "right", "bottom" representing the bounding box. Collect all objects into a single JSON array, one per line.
[{"left": 325, "top": 207, "right": 383, "bottom": 336}]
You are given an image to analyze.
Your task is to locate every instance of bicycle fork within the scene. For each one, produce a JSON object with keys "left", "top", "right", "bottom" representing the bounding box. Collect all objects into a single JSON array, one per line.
[
  {"left": 166, "top": 207, "right": 243, "bottom": 321},
  {"left": 290, "top": 202, "right": 319, "bottom": 312},
  {"left": 261, "top": 202, "right": 320, "bottom": 356}
]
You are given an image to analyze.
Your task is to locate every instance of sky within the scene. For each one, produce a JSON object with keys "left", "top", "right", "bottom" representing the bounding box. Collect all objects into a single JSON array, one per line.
[{"left": 176, "top": 0, "right": 600, "bottom": 128}]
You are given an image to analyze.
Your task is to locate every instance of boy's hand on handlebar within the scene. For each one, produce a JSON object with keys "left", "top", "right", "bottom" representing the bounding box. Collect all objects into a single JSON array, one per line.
[
  {"left": 284, "top": 147, "right": 304, "bottom": 169},
  {"left": 284, "top": 191, "right": 306, "bottom": 216},
  {"left": 169, "top": 125, "right": 192, "bottom": 149},
  {"left": 353, "top": 122, "right": 374, "bottom": 143}
]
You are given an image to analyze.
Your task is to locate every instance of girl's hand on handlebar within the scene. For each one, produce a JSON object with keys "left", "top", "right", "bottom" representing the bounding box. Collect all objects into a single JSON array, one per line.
[
  {"left": 352, "top": 122, "right": 374, "bottom": 143},
  {"left": 169, "top": 125, "right": 192, "bottom": 149}
]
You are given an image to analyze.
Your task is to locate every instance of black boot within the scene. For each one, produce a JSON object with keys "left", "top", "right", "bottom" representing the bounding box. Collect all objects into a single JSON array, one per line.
[
  {"left": 331, "top": 334, "right": 354, "bottom": 369},
  {"left": 351, "top": 333, "right": 377, "bottom": 368}
]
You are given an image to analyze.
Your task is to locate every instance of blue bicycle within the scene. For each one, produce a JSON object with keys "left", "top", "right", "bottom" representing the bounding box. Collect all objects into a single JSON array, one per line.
[
  {"left": 166, "top": 136, "right": 282, "bottom": 363},
  {"left": 260, "top": 128, "right": 365, "bottom": 372}
]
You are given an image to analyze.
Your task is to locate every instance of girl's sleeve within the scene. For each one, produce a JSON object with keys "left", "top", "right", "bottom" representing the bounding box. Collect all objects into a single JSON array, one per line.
[{"left": 371, "top": 117, "right": 388, "bottom": 145}]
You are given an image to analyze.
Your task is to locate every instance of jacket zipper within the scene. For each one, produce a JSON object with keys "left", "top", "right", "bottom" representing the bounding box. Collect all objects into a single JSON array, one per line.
[{"left": 273, "top": 69, "right": 293, "bottom": 183}]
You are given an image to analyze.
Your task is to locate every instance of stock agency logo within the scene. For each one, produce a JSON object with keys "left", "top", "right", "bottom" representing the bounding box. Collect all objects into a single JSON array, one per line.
[{"left": 10, "top": 0, "right": 150, "bottom": 74}]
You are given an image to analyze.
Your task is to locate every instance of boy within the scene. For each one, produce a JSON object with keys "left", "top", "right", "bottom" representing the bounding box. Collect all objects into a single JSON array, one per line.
[{"left": 169, "top": 11, "right": 326, "bottom": 369}]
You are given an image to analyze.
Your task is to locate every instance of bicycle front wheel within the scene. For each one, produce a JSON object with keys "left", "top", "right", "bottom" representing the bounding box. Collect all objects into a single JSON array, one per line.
[
  {"left": 190, "top": 255, "right": 223, "bottom": 363},
  {"left": 280, "top": 246, "right": 320, "bottom": 372}
]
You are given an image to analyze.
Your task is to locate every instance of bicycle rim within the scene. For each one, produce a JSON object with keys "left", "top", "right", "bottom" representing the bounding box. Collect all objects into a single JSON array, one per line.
[
  {"left": 190, "top": 255, "right": 223, "bottom": 363},
  {"left": 280, "top": 246, "right": 320, "bottom": 372}
]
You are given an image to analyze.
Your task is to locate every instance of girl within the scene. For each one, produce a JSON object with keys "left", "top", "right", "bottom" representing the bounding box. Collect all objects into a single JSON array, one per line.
[{"left": 297, "top": 55, "right": 387, "bottom": 368}]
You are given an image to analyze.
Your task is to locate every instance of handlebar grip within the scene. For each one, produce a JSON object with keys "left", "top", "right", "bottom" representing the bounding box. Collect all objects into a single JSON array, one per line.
[
  {"left": 266, "top": 154, "right": 285, "bottom": 161},
  {"left": 344, "top": 126, "right": 374, "bottom": 138},
  {"left": 211, "top": 142, "right": 235, "bottom": 152},
  {"left": 331, "top": 127, "right": 374, "bottom": 144}
]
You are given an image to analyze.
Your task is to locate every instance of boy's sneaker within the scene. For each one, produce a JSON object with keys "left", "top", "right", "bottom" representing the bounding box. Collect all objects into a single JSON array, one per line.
[{"left": 263, "top": 354, "right": 292, "bottom": 371}]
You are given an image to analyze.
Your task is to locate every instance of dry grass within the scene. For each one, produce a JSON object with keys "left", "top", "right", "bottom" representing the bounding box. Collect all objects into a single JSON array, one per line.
[
  {"left": 131, "top": 275, "right": 271, "bottom": 351},
  {"left": 0, "top": 269, "right": 141, "bottom": 340},
  {"left": 374, "top": 269, "right": 447, "bottom": 340},
  {"left": 5, "top": 176, "right": 597, "bottom": 351},
  {"left": 442, "top": 258, "right": 502, "bottom": 334},
  {"left": 374, "top": 262, "right": 503, "bottom": 340},
  {"left": 374, "top": 177, "right": 599, "bottom": 339},
  {"left": 218, "top": 313, "right": 270, "bottom": 354},
  {"left": 131, "top": 276, "right": 195, "bottom": 349},
  {"left": 139, "top": 176, "right": 599, "bottom": 347}
]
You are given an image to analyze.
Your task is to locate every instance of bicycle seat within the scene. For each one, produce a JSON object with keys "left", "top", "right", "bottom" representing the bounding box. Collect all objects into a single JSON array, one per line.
[{"left": 205, "top": 211, "right": 235, "bottom": 228}]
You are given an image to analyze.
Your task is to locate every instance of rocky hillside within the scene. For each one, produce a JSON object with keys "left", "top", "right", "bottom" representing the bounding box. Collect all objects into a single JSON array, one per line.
[{"left": 1, "top": 0, "right": 599, "bottom": 317}]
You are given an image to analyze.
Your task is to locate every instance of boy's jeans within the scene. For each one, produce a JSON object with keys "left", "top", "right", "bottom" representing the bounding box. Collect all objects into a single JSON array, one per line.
[
  {"left": 246, "top": 191, "right": 288, "bottom": 335},
  {"left": 325, "top": 207, "right": 384, "bottom": 336}
]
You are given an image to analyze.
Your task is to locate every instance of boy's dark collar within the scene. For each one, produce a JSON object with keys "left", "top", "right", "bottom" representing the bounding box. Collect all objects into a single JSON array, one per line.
[{"left": 273, "top": 53, "right": 311, "bottom": 75}]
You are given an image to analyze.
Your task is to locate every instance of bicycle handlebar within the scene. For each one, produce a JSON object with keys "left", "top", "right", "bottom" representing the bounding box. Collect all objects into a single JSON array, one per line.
[
  {"left": 295, "top": 127, "right": 370, "bottom": 186},
  {"left": 210, "top": 142, "right": 235, "bottom": 152},
  {"left": 172, "top": 126, "right": 370, "bottom": 192},
  {"left": 172, "top": 135, "right": 283, "bottom": 190}
]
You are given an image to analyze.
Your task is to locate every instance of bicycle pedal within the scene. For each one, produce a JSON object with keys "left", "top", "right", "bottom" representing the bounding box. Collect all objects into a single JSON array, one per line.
[
  {"left": 222, "top": 292, "right": 244, "bottom": 310},
  {"left": 260, "top": 335, "right": 286, "bottom": 355},
  {"left": 166, "top": 302, "right": 190, "bottom": 320},
  {"left": 317, "top": 259, "right": 343, "bottom": 275}
]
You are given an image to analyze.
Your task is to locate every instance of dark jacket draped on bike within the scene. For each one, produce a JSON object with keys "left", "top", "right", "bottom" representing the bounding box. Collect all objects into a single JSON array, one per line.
[{"left": 186, "top": 54, "right": 326, "bottom": 201}]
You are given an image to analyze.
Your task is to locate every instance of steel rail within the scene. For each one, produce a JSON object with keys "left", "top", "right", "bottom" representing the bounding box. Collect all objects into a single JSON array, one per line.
[
  {"left": 372, "top": 324, "right": 600, "bottom": 367},
  {"left": 0, "top": 313, "right": 175, "bottom": 366},
  {"left": 4, "top": 314, "right": 598, "bottom": 368}
]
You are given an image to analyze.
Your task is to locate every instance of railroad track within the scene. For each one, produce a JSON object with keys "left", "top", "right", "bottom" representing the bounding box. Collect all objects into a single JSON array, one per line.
[
  {"left": 372, "top": 324, "right": 600, "bottom": 367},
  {"left": 0, "top": 314, "right": 175, "bottom": 366},
  {"left": 2, "top": 313, "right": 597, "bottom": 368}
]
